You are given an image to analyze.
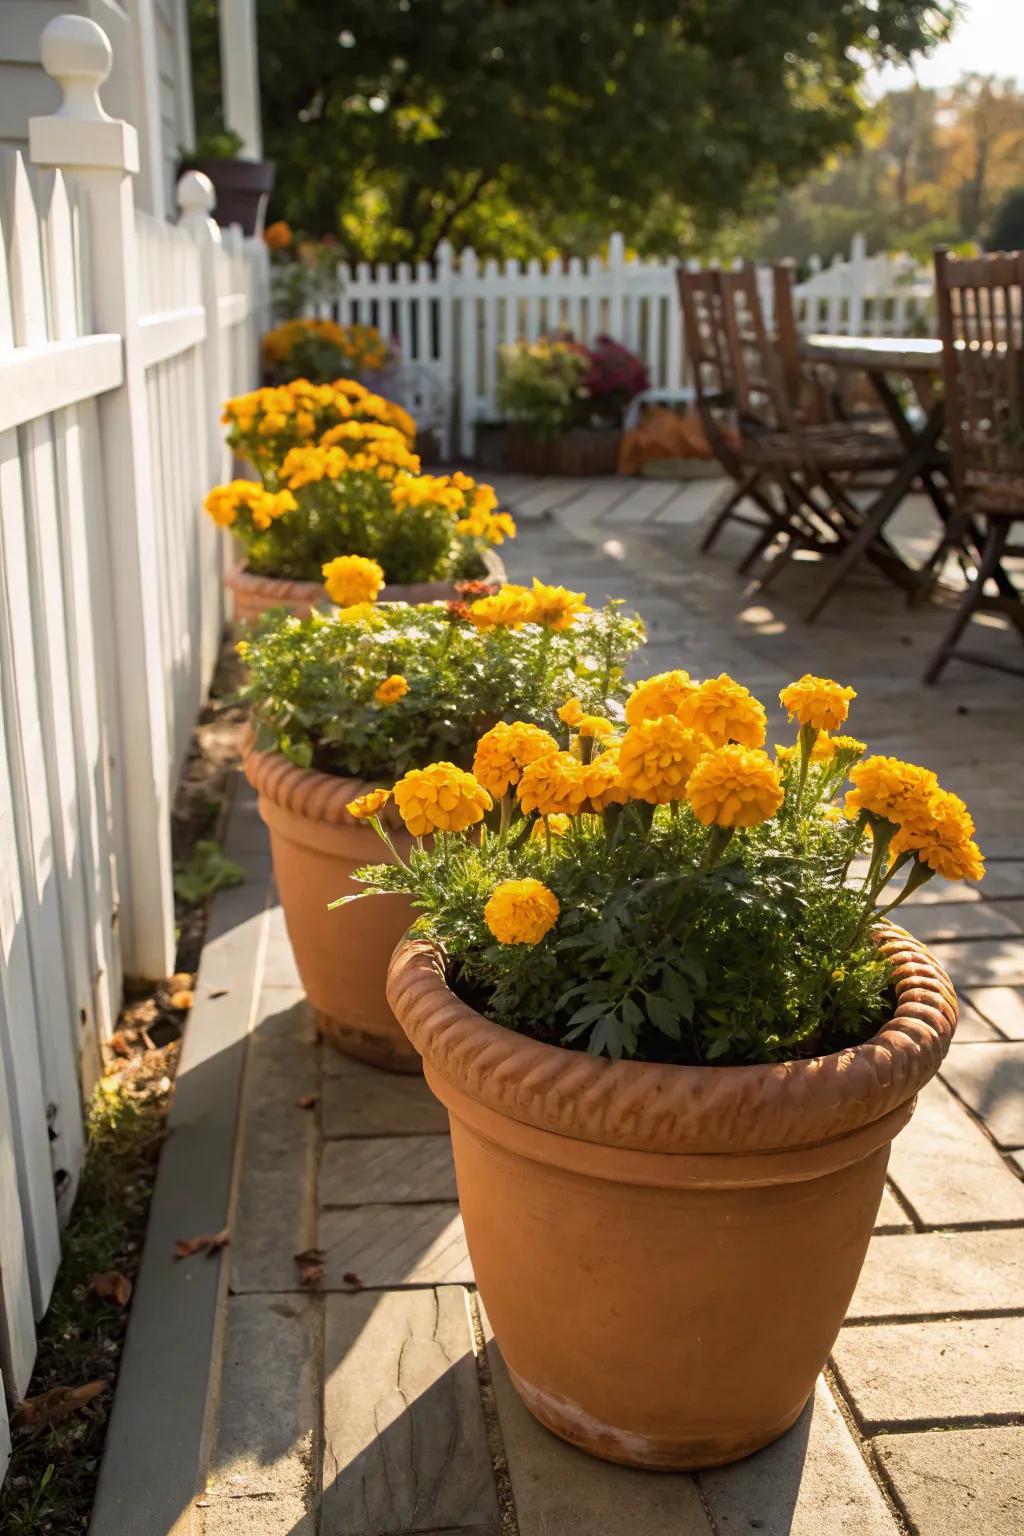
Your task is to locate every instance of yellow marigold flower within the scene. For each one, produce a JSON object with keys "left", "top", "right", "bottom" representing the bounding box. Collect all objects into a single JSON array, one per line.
[
  {"left": 845, "top": 756, "right": 939, "bottom": 827},
  {"left": 780, "top": 675, "right": 857, "bottom": 733},
  {"left": 889, "top": 788, "right": 985, "bottom": 882},
  {"left": 484, "top": 879, "right": 560, "bottom": 945},
  {"left": 677, "top": 674, "right": 766, "bottom": 749},
  {"left": 583, "top": 749, "right": 630, "bottom": 812},
  {"left": 483, "top": 511, "right": 517, "bottom": 544},
  {"left": 347, "top": 788, "right": 391, "bottom": 821},
  {"left": 617, "top": 718, "right": 709, "bottom": 804},
  {"left": 528, "top": 578, "right": 589, "bottom": 631},
  {"left": 393, "top": 763, "right": 493, "bottom": 837},
  {"left": 472, "top": 722, "right": 558, "bottom": 799},
  {"left": 529, "top": 813, "right": 571, "bottom": 841},
  {"left": 322, "top": 554, "right": 385, "bottom": 608},
  {"left": 558, "top": 698, "right": 584, "bottom": 727},
  {"left": 467, "top": 584, "right": 535, "bottom": 630},
  {"left": 624, "top": 670, "right": 697, "bottom": 726},
  {"left": 517, "top": 752, "right": 590, "bottom": 816},
  {"left": 686, "top": 745, "right": 784, "bottom": 829},
  {"left": 374, "top": 674, "right": 409, "bottom": 706}
]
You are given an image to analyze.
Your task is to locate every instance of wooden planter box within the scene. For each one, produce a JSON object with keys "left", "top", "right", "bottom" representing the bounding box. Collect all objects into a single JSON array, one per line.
[{"left": 475, "top": 424, "right": 620, "bottom": 477}]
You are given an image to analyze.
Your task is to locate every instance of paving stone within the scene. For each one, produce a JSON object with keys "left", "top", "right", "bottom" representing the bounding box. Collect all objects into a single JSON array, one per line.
[
  {"left": 887, "top": 1079, "right": 1024, "bottom": 1226},
  {"left": 203, "top": 1294, "right": 317, "bottom": 1534},
  {"left": 964, "top": 985, "right": 1024, "bottom": 1039},
  {"left": 320, "top": 1134, "right": 456, "bottom": 1205},
  {"left": 952, "top": 1001, "right": 1003, "bottom": 1042},
  {"left": 484, "top": 1327, "right": 713, "bottom": 1535},
  {"left": 321, "top": 1060, "right": 449, "bottom": 1136},
  {"left": 849, "top": 1229, "right": 1024, "bottom": 1319},
  {"left": 979, "top": 862, "right": 1024, "bottom": 900},
  {"left": 925, "top": 939, "right": 1024, "bottom": 988},
  {"left": 874, "top": 1187, "right": 914, "bottom": 1233},
  {"left": 700, "top": 1380, "right": 899, "bottom": 1536},
  {"left": 321, "top": 1286, "right": 499, "bottom": 1535},
  {"left": 897, "top": 902, "right": 1022, "bottom": 944},
  {"left": 319, "top": 1202, "right": 472, "bottom": 1288},
  {"left": 230, "top": 991, "right": 319, "bottom": 1293},
  {"left": 940, "top": 1042, "right": 1024, "bottom": 1148},
  {"left": 833, "top": 1316, "right": 1024, "bottom": 1430},
  {"left": 873, "top": 1427, "right": 1024, "bottom": 1536}
]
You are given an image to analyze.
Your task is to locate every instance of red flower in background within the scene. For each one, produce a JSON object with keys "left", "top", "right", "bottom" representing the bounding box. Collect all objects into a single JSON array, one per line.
[{"left": 582, "top": 335, "right": 649, "bottom": 401}]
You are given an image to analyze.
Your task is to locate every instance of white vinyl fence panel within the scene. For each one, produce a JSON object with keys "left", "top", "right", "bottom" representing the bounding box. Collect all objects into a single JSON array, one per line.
[
  {"left": 0, "top": 15, "right": 268, "bottom": 1444},
  {"left": 327, "top": 233, "right": 935, "bottom": 456}
]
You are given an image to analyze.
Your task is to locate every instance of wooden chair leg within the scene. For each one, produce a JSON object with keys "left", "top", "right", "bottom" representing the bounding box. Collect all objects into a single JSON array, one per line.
[
  {"left": 699, "top": 470, "right": 759, "bottom": 552},
  {"left": 923, "top": 521, "right": 1012, "bottom": 685},
  {"left": 804, "top": 465, "right": 917, "bottom": 622}
]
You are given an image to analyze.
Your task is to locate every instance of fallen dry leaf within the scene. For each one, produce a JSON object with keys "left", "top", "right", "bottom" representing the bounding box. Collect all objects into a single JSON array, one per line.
[
  {"left": 342, "top": 1270, "right": 364, "bottom": 1290},
  {"left": 296, "top": 1093, "right": 319, "bottom": 1110},
  {"left": 15, "top": 1381, "right": 107, "bottom": 1432},
  {"left": 174, "top": 1228, "right": 230, "bottom": 1261},
  {"left": 108, "top": 1031, "right": 133, "bottom": 1058},
  {"left": 89, "top": 1271, "right": 133, "bottom": 1308},
  {"left": 294, "top": 1248, "right": 326, "bottom": 1287},
  {"left": 168, "top": 989, "right": 195, "bottom": 1011},
  {"left": 208, "top": 988, "right": 229, "bottom": 1000}
]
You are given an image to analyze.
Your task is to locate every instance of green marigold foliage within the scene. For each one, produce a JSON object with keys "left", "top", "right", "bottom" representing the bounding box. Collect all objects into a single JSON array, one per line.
[{"left": 239, "top": 600, "right": 645, "bottom": 779}]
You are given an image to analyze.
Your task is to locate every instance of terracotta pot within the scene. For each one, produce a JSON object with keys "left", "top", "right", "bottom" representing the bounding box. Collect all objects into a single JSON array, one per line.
[
  {"left": 227, "top": 547, "right": 507, "bottom": 625},
  {"left": 246, "top": 749, "right": 419, "bottom": 1071},
  {"left": 387, "top": 928, "right": 958, "bottom": 1468}
]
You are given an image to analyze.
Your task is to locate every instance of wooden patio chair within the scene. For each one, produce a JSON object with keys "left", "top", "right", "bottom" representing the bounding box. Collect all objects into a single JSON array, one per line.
[
  {"left": 923, "top": 247, "right": 1024, "bottom": 683},
  {"left": 676, "top": 266, "right": 788, "bottom": 571},
  {"left": 710, "top": 265, "right": 920, "bottom": 616}
]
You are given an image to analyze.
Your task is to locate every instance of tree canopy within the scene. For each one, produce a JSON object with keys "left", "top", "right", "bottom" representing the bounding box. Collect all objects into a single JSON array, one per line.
[{"left": 191, "top": 0, "right": 955, "bottom": 260}]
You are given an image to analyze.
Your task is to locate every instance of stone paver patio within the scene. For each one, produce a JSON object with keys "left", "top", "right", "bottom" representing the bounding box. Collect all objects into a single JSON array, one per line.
[{"left": 93, "top": 475, "right": 1024, "bottom": 1536}]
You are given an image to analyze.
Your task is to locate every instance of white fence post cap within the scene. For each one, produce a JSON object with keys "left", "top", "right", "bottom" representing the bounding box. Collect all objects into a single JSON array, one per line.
[
  {"left": 40, "top": 15, "right": 113, "bottom": 121},
  {"left": 30, "top": 14, "right": 138, "bottom": 173},
  {"left": 178, "top": 170, "right": 217, "bottom": 217}
]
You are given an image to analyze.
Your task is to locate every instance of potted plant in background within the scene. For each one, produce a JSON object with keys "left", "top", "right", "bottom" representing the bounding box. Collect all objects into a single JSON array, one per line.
[
  {"left": 354, "top": 673, "right": 979, "bottom": 1463},
  {"left": 240, "top": 584, "right": 644, "bottom": 1067},
  {"left": 179, "top": 128, "right": 276, "bottom": 235},
  {"left": 492, "top": 334, "right": 649, "bottom": 475},
  {"left": 208, "top": 383, "right": 513, "bottom": 621}
]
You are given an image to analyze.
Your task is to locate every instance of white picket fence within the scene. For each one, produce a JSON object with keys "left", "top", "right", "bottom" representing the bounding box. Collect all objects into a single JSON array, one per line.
[
  {"left": 0, "top": 16, "right": 267, "bottom": 1451},
  {"left": 327, "top": 232, "right": 934, "bottom": 456}
]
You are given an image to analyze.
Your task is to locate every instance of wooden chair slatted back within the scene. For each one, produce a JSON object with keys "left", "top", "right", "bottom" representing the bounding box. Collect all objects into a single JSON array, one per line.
[
  {"left": 676, "top": 266, "right": 742, "bottom": 467},
  {"left": 934, "top": 246, "right": 1024, "bottom": 489},
  {"left": 714, "top": 266, "right": 794, "bottom": 434}
]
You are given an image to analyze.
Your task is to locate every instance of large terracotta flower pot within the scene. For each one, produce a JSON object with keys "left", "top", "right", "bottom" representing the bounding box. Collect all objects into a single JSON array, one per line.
[
  {"left": 387, "top": 928, "right": 958, "bottom": 1468},
  {"left": 246, "top": 749, "right": 419, "bottom": 1071},
  {"left": 227, "top": 548, "right": 507, "bottom": 625}
]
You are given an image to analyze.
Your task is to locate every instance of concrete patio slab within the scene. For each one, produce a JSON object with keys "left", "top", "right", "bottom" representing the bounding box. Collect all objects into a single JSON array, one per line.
[{"left": 873, "top": 1427, "right": 1024, "bottom": 1536}]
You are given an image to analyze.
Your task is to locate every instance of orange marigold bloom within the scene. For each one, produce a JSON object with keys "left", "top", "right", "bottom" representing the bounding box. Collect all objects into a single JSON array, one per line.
[
  {"left": 527, "top": 578, "right": 589, "bottom": 631},
  {"left": 583, "top": 749, "right": 630, "bottom": 812},
  {"left": 374, "top": 674, "right": 409, "bottom": 705},
  {"left": 617, "top": 718, "right": 709, "bottom": 804},
  {"left": 393, "top": 763, "right": 492, "bottom": 837},
  {"left": 517, "top": 751, "right": 589, "bottom": 816},
  {"left": 686, "top": 746, "right": 784, "bottom": 829},
  {"left": 467, "top": 584, "right": 535, "bottom": 631},
  {"left": 677, "top": 674, "right": 766, "bottom": 749},
  {"left": 889, "top": 788, "right": 985, "bottom": 882},
  {"left": 779, "top": 675, "right": 857, "bottom": 733},
  {"left": 484, "top": 879, "right": 560, "bottom": 945},
  {"left": 322, "top": 554, "right": 385, "bottom": 607},
  {"left": 624, "top": 670, "right": 696, "bottom": 726},
  {"left": 347, "top": 788, "right": 391, "bottom": 820},
  {"left": 472, "top": 722, "right": 558, "bottom": 799},
  {"left": 845, "top": 756, "right": 939, "bottom": 827}
]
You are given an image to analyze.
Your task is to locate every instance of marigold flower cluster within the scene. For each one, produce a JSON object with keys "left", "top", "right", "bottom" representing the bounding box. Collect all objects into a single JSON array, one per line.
[
  {"left": 221, "top": 376, "right": 416, "bottom": 465},
  {"left": 847, "top": 756, "right": 984, "bottom": 882},
  {"left": 279, "top": 439, "right": 422, "bottom": 490},
  {"left": 472, "top": 723, "right": 558, "bottom": 799},
  {"left": 203, "top": 481, "right": 297, "bottom": 531},
  {"left": 779, "top": 675, "right": 857, "bottom": 733},
  {"left": 467, "top": 579, "right": 589, "bottom": 632},
  {"left": 391, "top": 470, "right": 516, "bottom": 547},
  {"left": 261, "top": 318, "right": 392, "bottom": 374}
]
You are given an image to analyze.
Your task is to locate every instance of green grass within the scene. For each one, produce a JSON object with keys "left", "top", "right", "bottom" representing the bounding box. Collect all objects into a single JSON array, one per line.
[{"left": 0, "top": 1061, "right": 172, "bottom": 1534}]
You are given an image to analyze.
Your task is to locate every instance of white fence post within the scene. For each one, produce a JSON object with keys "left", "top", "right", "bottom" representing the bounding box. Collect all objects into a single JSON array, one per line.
[
  {"left": 30, "top": 14, "right": 176, "bottom": 979},
  {"left": 178, "top": 171, "right": 229, "bottom": 490}
]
